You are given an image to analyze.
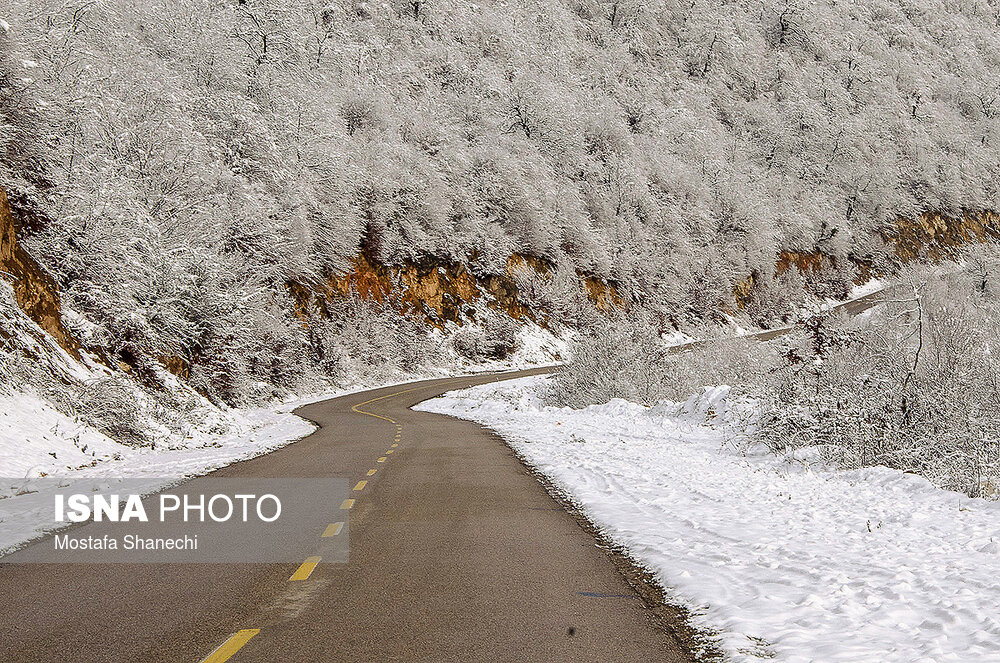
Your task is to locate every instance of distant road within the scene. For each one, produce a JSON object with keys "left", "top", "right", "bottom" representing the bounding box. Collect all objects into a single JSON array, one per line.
[
  {"left": 674, "top": 290, "right": 884, "bottom": 350},
  {"left": 0, "top": 368, "right": 690, "bottom": 662}
]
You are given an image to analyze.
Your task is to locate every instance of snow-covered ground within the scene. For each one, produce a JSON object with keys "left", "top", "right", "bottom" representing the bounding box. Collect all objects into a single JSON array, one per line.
[
  {"left": 416, "top": 376, "right": 1000, "bottom": 663},
  {"left": 0, "top": 388, "right": 315, "bottom": 552},
  {"left": 0, "top": 390, "right": 313, "bottom": 482}
]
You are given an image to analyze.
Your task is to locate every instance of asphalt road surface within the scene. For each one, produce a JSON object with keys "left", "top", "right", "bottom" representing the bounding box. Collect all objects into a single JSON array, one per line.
[{"left": 0, "top": 368, "right": 690, "bottom": 663}]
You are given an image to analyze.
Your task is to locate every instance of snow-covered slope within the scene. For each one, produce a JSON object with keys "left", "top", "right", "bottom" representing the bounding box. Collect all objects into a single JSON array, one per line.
[{"left": 417, "top": 376, "right": 1000, "bottom": 663}]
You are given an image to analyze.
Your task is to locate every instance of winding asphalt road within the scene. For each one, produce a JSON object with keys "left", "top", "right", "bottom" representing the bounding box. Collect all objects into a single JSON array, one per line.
[{"left": 0, "top": 368, "right": 689, "bottom": 662}]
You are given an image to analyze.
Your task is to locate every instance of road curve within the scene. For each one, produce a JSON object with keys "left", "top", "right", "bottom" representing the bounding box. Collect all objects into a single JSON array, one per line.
[{"left": 0, "top": 367, "right": 690, "bottom": 662}]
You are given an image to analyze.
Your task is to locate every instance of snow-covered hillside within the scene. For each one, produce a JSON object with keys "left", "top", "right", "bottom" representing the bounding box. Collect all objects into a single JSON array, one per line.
[
  {"left": 418, "top": 376, "right": 1000, "bottom": 663},
  {"left": 5, "top": 0, "right": 1000, "bottom": 412}
]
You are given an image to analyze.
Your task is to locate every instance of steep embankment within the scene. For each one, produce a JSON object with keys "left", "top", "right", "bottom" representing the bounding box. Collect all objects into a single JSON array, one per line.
[{"left": 0, "top": 186, "right": 74, "bottom": 355}]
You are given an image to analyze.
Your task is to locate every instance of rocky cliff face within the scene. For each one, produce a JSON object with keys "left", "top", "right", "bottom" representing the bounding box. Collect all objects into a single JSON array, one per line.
[
  {"left": 734, "top": 210, "right": 1000, "bottom": 319},
  {"left": 768, "top": 211, "right": 1000, "bottom": 290},
  {"left": 291, "top": 251, "right": 623, "bottom": 327},
  {"left": 0, "top": 186, "right": 75, "bottom": 355},
  {"left": 887, "top": 211, "right": 1000, "bottom": 262}
]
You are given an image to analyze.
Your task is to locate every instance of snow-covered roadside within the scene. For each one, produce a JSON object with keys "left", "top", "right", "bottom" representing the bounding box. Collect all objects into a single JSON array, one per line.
[
  {"left": 0, "top": 391, "right": 314, "bottom": 482},
  {"left": 0, "top": 390, "right": 314, "bottom": 552},
  {"left": 1, "top": 320, "right": 566, "bottom": 477},
  {"left": 416, "top": 376, "right": 1000, "bottom": 663},
  {"left": 0, "top": 322, "right": 565, "bottom": 553}
]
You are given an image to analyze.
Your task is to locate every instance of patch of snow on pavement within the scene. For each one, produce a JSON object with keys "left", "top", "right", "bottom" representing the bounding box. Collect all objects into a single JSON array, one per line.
[{"left": 416, "top": 375, "right": 1000, "bottom": 663}]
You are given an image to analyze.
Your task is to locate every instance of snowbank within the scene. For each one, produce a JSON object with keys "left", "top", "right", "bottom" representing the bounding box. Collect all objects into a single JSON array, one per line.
[
  {"left": 416, "top": 376, "right": 1000, "bottom": 663},
  {"left": 0, "top": 388, "right": 315, "bottom": 552}
]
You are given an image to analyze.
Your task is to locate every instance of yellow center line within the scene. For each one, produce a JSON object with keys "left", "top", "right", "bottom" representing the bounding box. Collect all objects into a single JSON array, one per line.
[
  {"left": 199, "top": 629, "right": 260, "bottom": 663},
  {"left": 377, "top": 457, "right": 387, "bottom": 463},
  {"left": 391, "top": 443, "right": 398, "bottom": 448},
  {"left": 353, "top": 480, "right": 368, "bottom": 491},
  {"left": 385, "top": 450, "right": 394, "bottom": 455},
  {"left": 321, "top": 522, "right": 344, "bottom": 537},
  {"left": 289, "top": 556, "right": 322, "bottom": 581},
  {"left": 367, "top": 469, "right": 377, "bottom": 476},
  {"left": 350, "top": 387, "right": 424, "bottom": 424},
  {"left": 340, "top": 498, "right": 355, "bottom": 509}
]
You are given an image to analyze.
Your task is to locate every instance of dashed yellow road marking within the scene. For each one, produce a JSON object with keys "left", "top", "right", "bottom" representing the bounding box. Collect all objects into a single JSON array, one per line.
[
  {"left": 391, "top": 443, "right": 398, "bottom": 448},
  {"left": 340, "top": 499, "right": 355, "bottom": 509},
  {"left": 289, "top": 556, "right": 322, "bottom": 581},
  {"left": 200, "top": 629, "right": 260, "bottom": 663},
  {"left": 353, "top": 480, "right": 368, "bottom": 491},
  {"left": 351, "top": 387, "right": 423, "bottom": 424},
  {"left": 367, "top": 469, "right": 377, "bottom": 476},
  {"left": 377, "top": 457, "right": 387, "bottom": 463},
  {"left": 321, "top": 522, "right": 344, "bottom": 537},
  {"left": 385, "top": 450, "right": 394, "bottom": 455}
]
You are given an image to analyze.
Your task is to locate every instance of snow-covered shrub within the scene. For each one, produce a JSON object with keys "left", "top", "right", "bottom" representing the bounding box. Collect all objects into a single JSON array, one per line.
[
  {"left": 670, "top": 336, "right": 779, "bottom": 395},
  {"left": 317, "top": 295, "right": 438, "bottom": 376},
  {"left": 72, "top": 375, "right": 150, "bottom": 447},
  {"left": 756, "top": 258, "right": 1000, "bottom": 496},
  {"left": 0, "top": 293, "right": 20, "bottom": 387},
  {"left": 512, "top": 264, "right": 603, "bottom": 330},
  {"left": 339, "top": 96, "right": 380, "bottom": 136},
  {"left": 550, "top": 311, "right": 680, "bottom": 407},
  {"left": 552, "top": 306, "right": 779, "bottom": 409},
  {"left": 452, "top": 312, "right": 518, "bottom": 361},
  {"left": 740, "top": 268, "right": 810, "bottom": 327}
]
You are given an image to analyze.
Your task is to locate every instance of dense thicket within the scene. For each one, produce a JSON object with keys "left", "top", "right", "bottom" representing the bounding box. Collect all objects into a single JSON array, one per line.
[
  {"left": 756, "top": 257, "right": 1000, "bottom": 497},
  {"left": 2, "top": 0, "right": 999, "bottom": 402},
  {"left": 554, "top": 249, "right": 1000, "bottom": 496}
]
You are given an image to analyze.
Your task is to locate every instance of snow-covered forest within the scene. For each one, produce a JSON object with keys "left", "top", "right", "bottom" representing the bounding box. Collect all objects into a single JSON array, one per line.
[
  {"left": 555, "top": 251, "right": 1000, "bottom": 496},
  {"left": 3, "top": 0, "right": 1000, "bottom": 405}
]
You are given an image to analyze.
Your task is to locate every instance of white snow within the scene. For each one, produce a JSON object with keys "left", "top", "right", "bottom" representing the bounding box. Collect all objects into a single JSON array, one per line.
[
  {"left": 846, "top": 277, "right": 883, "bottom": 300},
  {"left": 0, "top": 390, "right": 314, "bottom": 482},
  {"left": 416, "top": 376, "right": 1000, "bottom": 663},
  {"left": 811, "top": 278, "right": 885, "bottom": 315},
  {"left": 433, "top": 320, "right": 569, "bottom": 372},
  {"left": 661, "top": 329, "right": 699, "bottom": 347}
]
